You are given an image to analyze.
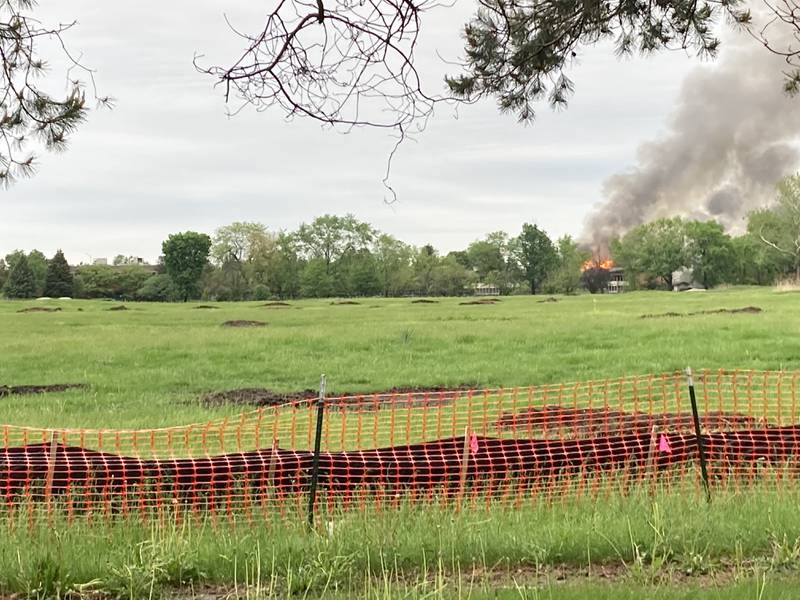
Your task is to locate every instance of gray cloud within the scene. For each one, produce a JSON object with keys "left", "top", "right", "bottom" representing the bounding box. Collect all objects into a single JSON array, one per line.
[
  {"left": 582, "top": 26, "right": 800, "bottom": 245},
  {"left": 1, "top": 1, "right": 699, "bottom": 263}
]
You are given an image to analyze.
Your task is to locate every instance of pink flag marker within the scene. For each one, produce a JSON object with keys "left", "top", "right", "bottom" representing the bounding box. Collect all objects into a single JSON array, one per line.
[
  {"left": 469, "top": 431, "right": 479, "bottom": 455},
  {"left": 658, "top": 434, "right": 672, "bottom": 454}
]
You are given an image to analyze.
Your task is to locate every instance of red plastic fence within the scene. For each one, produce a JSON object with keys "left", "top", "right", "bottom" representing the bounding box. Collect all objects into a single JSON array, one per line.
[{"left": 2, "top": 369, "right": 800, "bottom": 523}]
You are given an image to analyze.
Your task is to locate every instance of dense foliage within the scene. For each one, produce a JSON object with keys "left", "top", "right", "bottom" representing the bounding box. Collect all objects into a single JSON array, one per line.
[
  {"left": 162, "top": 232, "right": 212, "bottom": 302},
  {"left": 4, "top": 175, "right": 800, "bottom": 301},
  {"left": 2, "top": 253, "right": 36, "bottom": 298}
]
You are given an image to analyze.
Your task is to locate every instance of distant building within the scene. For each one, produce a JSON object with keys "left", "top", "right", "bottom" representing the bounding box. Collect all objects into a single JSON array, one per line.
[
  {"left": 92, "top": 258, "right": 108, "bottom": 266},
  {"left": 473, "top": 283, "right": 500, "bottom": 296},
  {"left": 672, "top": 268, "right": 705, "bottom": 292},
  {"left": 607, "top": 267, "right": 626, "bottom": 293}
]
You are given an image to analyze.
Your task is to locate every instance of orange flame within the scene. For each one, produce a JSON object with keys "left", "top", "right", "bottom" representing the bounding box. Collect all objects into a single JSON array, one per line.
[{"left": 581, "top": 258, "right": 615, "bottom": 272}]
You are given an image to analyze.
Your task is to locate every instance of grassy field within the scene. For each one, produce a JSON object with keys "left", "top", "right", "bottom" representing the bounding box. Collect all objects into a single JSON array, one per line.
[
  {"left": 2, "top": 287, "right": 800, "bottom": 598},
  {"left": 1, "top": 287, "right": 798, "bottom": 429}
]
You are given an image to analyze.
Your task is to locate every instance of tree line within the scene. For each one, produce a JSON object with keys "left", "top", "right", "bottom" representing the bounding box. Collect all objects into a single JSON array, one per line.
[
  {"left": 610, "top": 174, "right": 800, "bottom": 290},
  {"left": 2, "top": 174, "right": 799, "bottom": 301},
  {"left": 0, "top": 220, "right": 583, "bottom": 301}
]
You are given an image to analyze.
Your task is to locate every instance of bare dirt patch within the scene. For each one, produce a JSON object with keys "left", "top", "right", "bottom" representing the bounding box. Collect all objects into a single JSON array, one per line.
[
  {"left": 221, "top": 320, "right": 267, "bottom": 328},
  {"left": 411, "top": 299, "right": 438, "bottom": 304},
  {"left": 459, "top": 298, "right": 499, "bottom": 305},
  {"left": 641, "top": 306, "right": 763, "bottom": 319},
  {"left": 17, "top": 307, "right": 62, "bottom": 313},
  {"left": 194, "top": 305, "right": 219, "bottom": 310},
  {"left": 537, "top": 297, "right": 559, "bottom": 303},
  {"left": 0, "top": 383, "right": 86, "bottom": 397},
  {"left": 331, "top": 300, "right": 361, "bottom": 305},
  {"left": 200, "top": 385, "right": 473, "bottom": 410},
  {"left": 496, "top": 404, "right": 760, "bottom": 437},
  {"left": 262, "top": 301, "right": 291, "bottom": 308},
  {"left": 108, "top": 305, "right": 128, "bottom": 311}
]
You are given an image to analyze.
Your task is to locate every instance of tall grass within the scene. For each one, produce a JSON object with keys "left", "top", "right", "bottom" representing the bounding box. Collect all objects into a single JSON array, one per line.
[{"left": 2, "top": 488, "right": 800, "bottom": 597}]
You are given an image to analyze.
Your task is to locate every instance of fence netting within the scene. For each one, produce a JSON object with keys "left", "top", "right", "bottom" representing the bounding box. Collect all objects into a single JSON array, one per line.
[{"left": 2, "top": 369, "right": 800, "bottom": 523}]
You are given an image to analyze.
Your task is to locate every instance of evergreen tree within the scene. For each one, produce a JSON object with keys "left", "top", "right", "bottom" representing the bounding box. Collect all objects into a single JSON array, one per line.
[
  {"left": 44, "top": 250, "right": 74, "bottom": 297},
  {"left": 3, "top": 254, "right": 37, "bottom": 298}
]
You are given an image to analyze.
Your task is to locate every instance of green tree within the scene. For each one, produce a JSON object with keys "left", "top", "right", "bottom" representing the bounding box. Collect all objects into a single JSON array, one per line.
[
  {"left": 44, "top": 250, "right": 74, "bottom": 297},
  {"left": 337, "top": 249, "right": 380, "bottom": 296},
  {"left": 162, "top": 232, "right": 212, "bottom": 302},
  {"left": 116, "top": 266, "right": 153, "bottom": 300},
  {"left": 73, "top": 265, "right": 118, "bottom": 298},
  {"left": 751, "top": 173, "right": 800, "bottom": 280},
  {"left": 582, "top": 267, "right": 611, "bottom": 294},
  {"left": 430, "top": 255, "right": 475, "bottom": 296},
  {"left": 0, "top": 259, "right": 6, "bottom": 290},
  {"left": 5, "top": 249, "right": 46, "bottom": 295},
  {"left": 512, "top": 224, "right": 557, "bottom": 294},
  {"left": 374, "top": 234, "right": 414, "bottom": 297},
  {"left": 3, "top": 253, "right": 36, "bottom": 298},
  {"left": 270, "top": 233, "right": 303, "bottom": 299},
  {"left": 73, "top": 265, "right": 151, "bottom": 299},
  {"left": 27, "top": 250, "right": 48, "bottom": 296},
  {"left": 467, "top": 238, "right": 504, "bottom": 280},
  {"left": 296, "top": 214, "right": 375, "bottom": 274},
  {"left": 412, "top": 244, "right": 439, "bottom": 295},
  {"left": 447, "top": 250, "right": 471, "bottom": 270},
  {"left": 611, "top": 218, "right": 686, "bottom": 289},
  {"left": 136, "top": 274, "right": 178, "bottom": 302},
  {"left": 300, "top": 259, "right": 335, "bottom": 298},
  {"left": 545, "top": 235, "right": 589, "bottom": 294},
  {"left": 210, "top": 222, "right": 277, "bottom": 298},
  {"left": 466, "top": 231, "right": 520, "bottom": 294},
  {"left": 682, "top": 221, "right": 734, "bottom": 288},
  {"left": 730, "top": 233, "right": 786, "bottom": 285}
]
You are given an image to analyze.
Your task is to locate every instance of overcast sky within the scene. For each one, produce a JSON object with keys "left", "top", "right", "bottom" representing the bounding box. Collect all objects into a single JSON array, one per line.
[{"left": 1, "top": 1, "right": 716, "bottom": 264}]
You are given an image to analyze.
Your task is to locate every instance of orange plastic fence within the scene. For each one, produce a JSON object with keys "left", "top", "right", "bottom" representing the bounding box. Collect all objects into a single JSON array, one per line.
[{"left": 2, "top": 369, "right": 799, "bottom": 524}]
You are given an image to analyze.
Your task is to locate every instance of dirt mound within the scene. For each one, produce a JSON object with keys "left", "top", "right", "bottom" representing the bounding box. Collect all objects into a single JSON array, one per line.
[
  {"left": 194, "top": 305, "right": 219, "bottom": 310},
  {"left": 459, "top": 298, "right": 499, "bottom": 306},
  {"left": 411, "top": 299, "right": 438, "bottom": 304},
  {"left": 17, "top": 307, "right": 62, "bottom": 313},
  {"left": 331, "top": 300, "right": 360, "bottom": 305},
  {"left": 537, "top": 297, "right": 559, "bottom": 303},
  {"left": 641, "top": 306, "right": 763, "bottom": 319},
  {"left": 108, "top": 305, "right": 128, "bottom": 311},
  {"left": 202, "top": 388, "right": 316, "bottom": 407},
  {"left": 496, "top": 405, "right": 760, "bottom": 437},
  {"left": 725, "top": 306, "right": 762, "bottom": 314},
  {"left": 221, "top": 320, "right": 267, "bottom": 328},
  {"left": 201, "top": 385, "right": 473, "bottom": 410},
  {"left": 0, "top": 383, "right": 86, "bottom": 398},
  {"left": 262, "top": 301, "right": 291, "bottom": 307}
]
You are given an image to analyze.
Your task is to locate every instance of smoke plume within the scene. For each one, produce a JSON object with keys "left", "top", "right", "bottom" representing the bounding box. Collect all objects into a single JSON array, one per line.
[{"left": 582, "top": 26, "right": 800, "bottom": 246}]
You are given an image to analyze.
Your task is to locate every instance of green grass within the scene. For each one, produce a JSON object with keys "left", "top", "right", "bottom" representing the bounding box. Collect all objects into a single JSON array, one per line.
[
  {"left": 0, "top": 287, "right": 798, "bottom": 430},
  {"left": 4, "top": 489, "right": 800, "bottom": 598},
  {"left": 2, "top": 288, "right": 800, "bottom": 597}
]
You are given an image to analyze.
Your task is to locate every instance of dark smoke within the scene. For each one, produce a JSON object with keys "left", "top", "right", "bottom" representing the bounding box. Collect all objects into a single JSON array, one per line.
[{"left": 583, "top": 27, "right": 800, "bottom": 246}]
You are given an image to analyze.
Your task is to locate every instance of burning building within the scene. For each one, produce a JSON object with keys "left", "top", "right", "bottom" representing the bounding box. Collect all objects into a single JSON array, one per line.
[{"left": 581, "top": 259, "right": 626, "bottom": 294}]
